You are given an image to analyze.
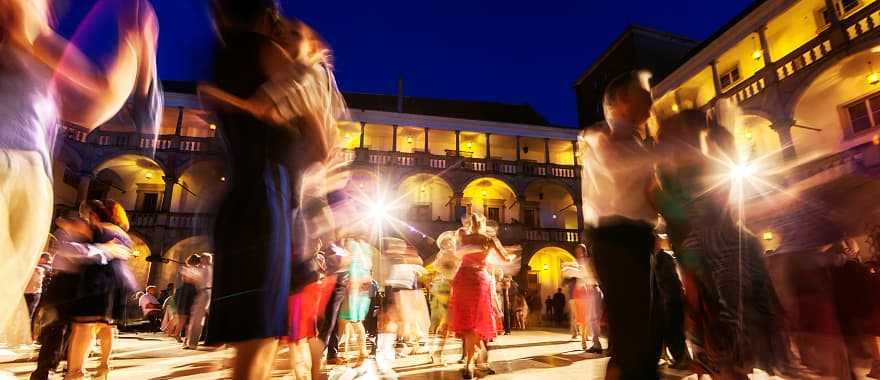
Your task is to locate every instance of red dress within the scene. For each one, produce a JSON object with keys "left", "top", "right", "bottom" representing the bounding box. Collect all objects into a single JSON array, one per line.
[{"left": 448, "top": 248, "right": 497, "bottom": 340}]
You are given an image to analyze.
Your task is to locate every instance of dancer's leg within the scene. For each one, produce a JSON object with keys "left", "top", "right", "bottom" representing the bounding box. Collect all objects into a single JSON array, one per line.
[
  {"left": 96, "top": 324, "right": 113, "bottom": 369},
  {"left": 289, "top": 339, "right": 310, "bottom": 380},
  {"left": 308, "top": 337, "right": 324, "bottom": 380},
  {"left": 231, "top": 338, "right": 279, "bottom": 380},
  {"left": 66, "top": 323, "right": 97, "bottom": 377}
]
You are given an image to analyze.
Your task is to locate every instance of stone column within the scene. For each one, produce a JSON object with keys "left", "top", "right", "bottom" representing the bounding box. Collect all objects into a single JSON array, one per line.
[
  {"left": 359, "top": 121, "right": 366, "bottom": 148},
  {"left": 823, "top": 0, "right": 848, "bottom": 47},
  {"left": 485, "top": 133, "right": 492, "bottom": 159},
  {"left": 161, "top": 176, "right": 176, "bottom": 212},
  {"left": 174, "top": 107, "right": 184, "bottom": 136},
  {"left": 571, "top": 140, "right": 579, "bottom": 165},
  {"left": 710, "top": 61, "right": 723, "bottom": 97},
  {"left": 543, "top": 138, "right": 551, "bottom": 164},
  {"left": 423, "top": 128, "right": 429, "bottom": 153},
  {"left": 76, "top": 173, "right": 92, "bottom": 204},
  {"left": 515, "top": 136, "right": 521, "bottom": 161},
  {"left": 773, "top": 121, "right": 797, "bottom": 160},
  {"left": 455, "top": 130, "right": 461, "bottom": 156},
  {"left": 392, "top": 124, "right": 398, "bottom": 152}
]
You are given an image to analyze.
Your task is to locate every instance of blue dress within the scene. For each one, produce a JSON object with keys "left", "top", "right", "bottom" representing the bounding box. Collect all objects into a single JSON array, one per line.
[{"left": 205, "top": 30, "right": 294, "bottom": 344}]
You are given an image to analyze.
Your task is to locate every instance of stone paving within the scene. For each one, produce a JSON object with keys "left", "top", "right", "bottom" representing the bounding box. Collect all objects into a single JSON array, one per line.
[{"left": 0, "top": 329, "right": 872, "bottom": 379}]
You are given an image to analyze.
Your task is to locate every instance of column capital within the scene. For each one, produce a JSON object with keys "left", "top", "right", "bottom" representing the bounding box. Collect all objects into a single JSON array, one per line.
[{"left": 162, "top": 176, "right": 178, "bottom": 184}]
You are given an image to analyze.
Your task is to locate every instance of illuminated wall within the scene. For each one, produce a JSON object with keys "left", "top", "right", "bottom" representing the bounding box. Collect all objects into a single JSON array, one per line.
[
  {"left": 173, "top": 160, "right": 227, "bottom": 213},
  {"left": 792, "top": 49, "right": 880, "bottom": 154},
  {"left": 673, "top": 67, "right": 716, "bottom": 109},
  {"left": 396, "top": 126, "right": 425, "bottom": 153},
  {"left": 460, "top": 131, "right": 487, "bottom": 159},
  {"left": 398, "top": 174, "right": 454, "bottom": 221},
  {"left": 548, "top": 139, "right": 576, "bottom": 165},
  {"left": 363, "top": 123, "right": 394, "bottom": 151},
  {"left": 527, "top": 247, "right": 575, "bottom": 303},
  {"left": 428, "top": 129, "right": 457, "bottom": 156},
  {"left": 338, "top": 121, "right": 362, "bottom": 149},
  {"left": 716, "top": 32, "right": 766, "bottom": 90},
  {"left": 765, "top": 0, "right": 826, "bottom": 61},
  {"left": 733, "top": 115, "right": 783, "bottom": 164},
  {"left": 92, "top": 155, "right": 166, "bottom": 210},
  {"left": 491, "top": 134, "right": 518, "bottom": 161},
  {"left": 462, "top": 178, "right": 518, "bottom": 224},
  {"left": 519, "top": 137, "right": 547, "bottom": 163}
]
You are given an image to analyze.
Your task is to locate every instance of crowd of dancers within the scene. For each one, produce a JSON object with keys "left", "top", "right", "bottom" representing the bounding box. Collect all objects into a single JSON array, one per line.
[{"left": 4, "top": 1, "right": 880, "bottom": 380}]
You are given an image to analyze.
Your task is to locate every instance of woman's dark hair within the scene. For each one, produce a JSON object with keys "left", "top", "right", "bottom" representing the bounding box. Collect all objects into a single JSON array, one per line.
[{"left": 80, "top": 200, "right": 112, "bottom": 224}]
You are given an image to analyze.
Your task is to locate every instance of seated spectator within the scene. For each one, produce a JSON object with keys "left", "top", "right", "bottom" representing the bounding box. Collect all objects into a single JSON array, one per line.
[{"left": 138, "top": 286, "right": 162, "bottom": 323}]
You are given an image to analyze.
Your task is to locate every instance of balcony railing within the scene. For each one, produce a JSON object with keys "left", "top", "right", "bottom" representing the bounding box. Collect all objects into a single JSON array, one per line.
[
  {"left": 61, "top": 124, "right": 219, "bottom": 154},
  {"left": 348, "top": 148, "right": 579, "bottom": 179},
  {"left": 525, "top": 228, "right": 581, "bottom": 243},
  {"left": 128, "top": 211, "right": 213, "bottom": 230}
]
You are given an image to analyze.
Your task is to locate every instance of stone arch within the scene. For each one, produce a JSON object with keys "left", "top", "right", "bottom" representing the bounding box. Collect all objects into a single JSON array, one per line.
[
  {"left": 461, "top": 177, "right": 519, "bottom": 224},
  {"left": 397, "top": 173, "right": 455, "bottom": 222},
  {"left": 526, "top": 246, "right": 576, "bottom": 304},
  {"left": 785, "top": 44, "right": 880, "bottom": 155},
  {"left": 173, "top": 159, "right": 228, "bottom": 213},
  {"left": 523, "top": 180, "right": 579, "bottom": 229},
  {"left": 152, "top": 235, "right": 212, "bottom": 287},
  {"left": 90, "top": 154, "right": 167, "bottom": 210}
]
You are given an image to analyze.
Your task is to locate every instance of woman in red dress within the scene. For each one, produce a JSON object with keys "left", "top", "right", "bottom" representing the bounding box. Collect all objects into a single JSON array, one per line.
[{"left": 448, "top": 213, "right": 514, "bottom": 379}]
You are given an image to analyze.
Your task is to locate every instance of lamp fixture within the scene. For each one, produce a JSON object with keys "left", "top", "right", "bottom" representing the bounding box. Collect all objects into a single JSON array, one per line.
[
  {"left": 480, "top": 190, "right": 488, "bottom": 198},
  {"left": 209, "top": 124, "right": 217, "bottom": 131},
  {"left": 869, "top": 61, "right": 880, "bottom": 85},
  {"left": 762, "top": 231, "right": 774, "bottom": 241},
  {"left": 752, "top": 49, "right": 763, "bottom": 61},
  {"left": 220, "top": 176, "right": 226, "bottom": 182},
  {"left": 671, "top": 103, "right": 679, "bottom": 113},
  {"left": 145, "top": 172, "right": 153, "bottom": 180},
  {"left": 745, "top": 131, "right": 754, "bottom": 140},
  {"left": 465, "top": 142, "right": 473, "bottom": 150},
  {"left": 874, "top": 134, "right": 880, "bottom": 146},
  {"left": 407, "top": 136, "right": 414, "bottom": 144},
  {"left": 542, "top": 263, "right": 549, "bottom": 271}
]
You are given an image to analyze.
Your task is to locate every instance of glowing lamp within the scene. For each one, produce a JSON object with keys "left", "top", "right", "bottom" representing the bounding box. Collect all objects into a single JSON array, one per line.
[
  {"left": 466, "top": 142, "right": 473, "bottom": 150},
  {"left": 542, "top": 263, "right": 550, "bottom": 271},
  {"left": 873, "top": 134, "right": 880, "bottom": 146},
  {"left": 762, "top": 231, "right": 774, "bottom": 241},
  {"left": 367, "top": 198, "right": 391, "bottom": 222},
  {"left": 752, "top": 50, "right": 763, "bottom": 61},
  {"left": 145, "top": 172, "right": 153, "bottom": 180},
  {"left": 730, "top": 163, "right": 755, "bottom": 179},
  {"left": 552, "top": 214, "right": 558, "bottom": 219},
  {"left": 209, "top": 124, "right": 217, "bottom": 131},
  {"left": 869, "top": 71, "right": 880, "bottom": 85},
  {"left": 407, "top": 136, "right": 414, "bottom": 144},
  {"left": 344, "top": 133, "right": 352, "bottom": 140},
  {"left": 220, "top": 176, "right": 226, "bottom": 182},
  {"left": 671, "top": 104, "right": 679, "bottom": 113},
  {"left": 745, "top": 131, "right": 753, "bottom": 140},
  {"left": 480, "top": 190, "right": 488, "bottom": 198}
]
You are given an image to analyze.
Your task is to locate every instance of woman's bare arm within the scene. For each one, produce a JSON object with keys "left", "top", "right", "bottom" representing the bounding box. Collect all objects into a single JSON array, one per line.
[{"left": 30, "top": 1, "right": 157, "bottom": 129}]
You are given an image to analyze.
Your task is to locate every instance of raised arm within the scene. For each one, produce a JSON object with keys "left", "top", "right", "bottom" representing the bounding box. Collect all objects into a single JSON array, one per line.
[{"left": 31, "top": 0, "right": 158, "bottom": 129}]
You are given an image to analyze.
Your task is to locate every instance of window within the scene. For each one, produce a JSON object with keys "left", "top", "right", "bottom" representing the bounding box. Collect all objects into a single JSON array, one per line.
[
  {"left": 486, "top": 207, "right": 501, "bottom": 223},
  {"left": 719, "top": 67, "right": 741, "bottom": 89},
  {"left": 844, "top": 93, "right": 880, "bottom": 134},
  {"left": 141, "top": 193, "right": 159, "bottom": 212}
]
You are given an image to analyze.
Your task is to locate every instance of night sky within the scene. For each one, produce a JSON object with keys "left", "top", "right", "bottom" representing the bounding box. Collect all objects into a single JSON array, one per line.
[{"left": 57, "top": 0, "right": 755, "bottom": 127}]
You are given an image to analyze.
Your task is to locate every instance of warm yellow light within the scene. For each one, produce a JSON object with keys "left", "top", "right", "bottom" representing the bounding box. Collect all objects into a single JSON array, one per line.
[
  {"left": 466, "top": 142, "right": 473, "bottom": 150},
  {"left": 420, "top": 186, "right": 426, "bottom": 192},
  {"left": 671, "top": 104, "right": 679, "bottom": 112},
  {"left": 145, "top": 172, "right": 153, "bottom": 180},
  {"left": 873, "top": 134, "right": 880, "bottom": 145},
  {"left": 763, "top": 231, "right": 774, "bottom": 241},
  {"left": 745, "top": 131, "right": 753, "bottom": 140},
  {"left": 869, "top": 72, "right": 880, "bottom": 85},
  {"left": 344, "top": 133, "right": 352, "bottom": 140},
  {"left": 406, "top": 136, "right": 414, "bottom": 144},
  {"left": 220, "top": 176, "right": 226, "bottom": 182},
  {"left": 752, "top": 50, "right": 763, "bottom": 61},
  {"left": 551, "top": 214, "right": 558, "bottom": 219},
  {"left": 480, "top": 190, "right": 487, "bottom": 198},
  {"left": 209, "top": 124, "right": 217, "bottom": 130},
  {"left": 542, "top": 263, "right": 549, "bottom": 271}
]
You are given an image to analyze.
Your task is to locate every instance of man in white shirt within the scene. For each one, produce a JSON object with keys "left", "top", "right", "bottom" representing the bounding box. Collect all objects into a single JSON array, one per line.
[{"left": 139, "top": 286, "right": 162, "bottom": 323}]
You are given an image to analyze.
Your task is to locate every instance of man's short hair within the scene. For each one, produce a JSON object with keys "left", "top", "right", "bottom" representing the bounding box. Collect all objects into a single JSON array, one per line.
[{"left": 145, "top": 285, "right": 157, "bottom": 292}]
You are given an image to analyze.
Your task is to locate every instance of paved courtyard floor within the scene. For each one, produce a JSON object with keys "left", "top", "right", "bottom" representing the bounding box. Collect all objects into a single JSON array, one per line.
[{"left": 0, "top": 329, "right": 874, "bottom": 379}]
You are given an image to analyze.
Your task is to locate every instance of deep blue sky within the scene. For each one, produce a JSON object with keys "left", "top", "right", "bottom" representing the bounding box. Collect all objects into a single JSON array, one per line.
[{"left": 58, "top": 0, "right": 755, "bottom": 127}]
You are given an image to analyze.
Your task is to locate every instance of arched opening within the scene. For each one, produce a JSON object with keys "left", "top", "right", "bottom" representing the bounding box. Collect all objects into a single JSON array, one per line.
[
  {"left": 92, "top": 155, "right": 166, "bottom": 212},
  {"left": 174, "top": 160, "right": 228, "bottom": 213},
  {"left": 127, "top": 233, "right": 152, "bottom": 289},
  {"left": 734, "top": 114, "right": 783, "bottom": 165},
  {"left": 152, "top": 235, "right": 212, "bottom": 287},
  {"left": 792, "top": 47, "right": 880, "bottom": 155},
  {"left": 523, "top": 181, "right": 578, "bottom": 229},
  {"left": 462, "top": 177, "right": 518, "bottom": 224},
  {"left": 397, "top": 173, "right": 454, "bottom": 222},
  {"left": 526, "top": 247, "right": 575, "bottom": 311}
]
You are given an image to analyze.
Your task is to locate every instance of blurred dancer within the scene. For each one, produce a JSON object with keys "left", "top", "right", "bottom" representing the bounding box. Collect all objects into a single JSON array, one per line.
[
  {"left": 383, "top": 237, "right": 430, "bottom": 359},
  {"left": 337, "top": 239, "right": 373, "bottom": 365},
  {"left": 562, "top": 244, "right": 602, "bottom": 353},
  {"left": 653, "top": 246, "right": 689, "bottom": 368},
  {"left": 66, "top": 200, "right": 135, "bottom": 380},
  {"left": 652, "top": 108, "right": 792, "bottom": 379},
  {"left": 579, "top": 71, "right": 663, "bottom": 379},
  {"left": 0, "top": 0, "right": 160, "bottom": 345},
  {"left": 25, "top": 253, "right": 52, "bottom": 319},
  {"left": 200, "top": 2, "right": 343, "bottom": 378},
  {"left": 428, "top": 231, "right": 460, "bottom": 365},
  {"left": 448, "top": 213, "right": 515, "bottom": 379},
  {"left": 183, "top": 253, "right": 212, "bottom": 350},
  {"left": 174, "top": 254, "right": 201, "bottom": 343}
]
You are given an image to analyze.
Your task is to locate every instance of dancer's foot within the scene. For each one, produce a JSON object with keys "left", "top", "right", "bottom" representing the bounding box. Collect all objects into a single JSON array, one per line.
[
  {"left": 460, "top": 367, "right": 474, "bottom": 379},
  {"left": 586, "top": 345, "right": 603, "bottom": 354},
  {"left": 94, "top": 365, "right": 110, "bottom": 380},
  {"left": 475, "top": 365, "right": 496, "bottom": 376},
  {"left": 430, "top": 352, "right": 447, "bottom": 366},
  {"left": 63, "top": 370, "right": 85, "bottom": 380},
  {"left": 326, "top": 357, "right": 346, "bottom": 366}
]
